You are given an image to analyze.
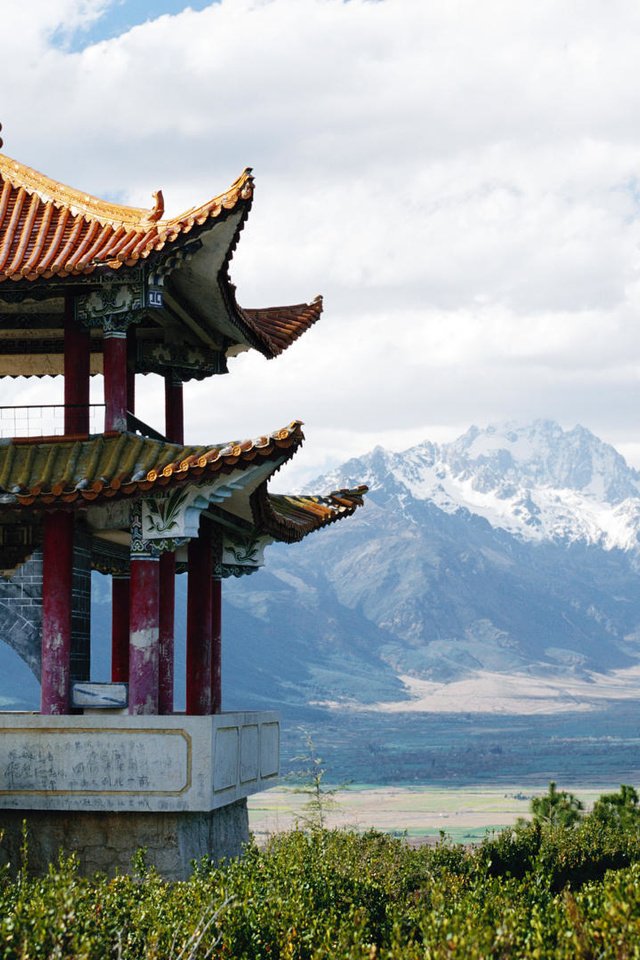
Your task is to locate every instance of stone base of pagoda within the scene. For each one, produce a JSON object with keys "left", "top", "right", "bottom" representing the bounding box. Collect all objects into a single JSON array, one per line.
[
  {"left": 0, "top": 803, "right": 249, "bottom": 880},
  {"left": 0, "top": 712, "right": 279, "bottom": 879}
]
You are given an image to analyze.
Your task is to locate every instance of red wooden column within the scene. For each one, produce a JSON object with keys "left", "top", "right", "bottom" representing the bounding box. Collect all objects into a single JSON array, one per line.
[
  {"left": 111, "top": 576, "right": 130, "bottom": 682},
  {"left": 165, "top": 374, "right": 184, "bottom": 444},
  {"left": 211, "top": 529, "right": 222, "bottom": 713},
  {"left": 211, "top": 577, "right": 222, "bottom": 714},
  {"left": 160, "top": 374, "right": 182, "bottom": 713},
  {"left": 64, "top": 298, "right": 90, "bottom": 435},
  {"left": 158, "top": 551, "right": 176, "bottom": 714},
  {"left": 41, "top": 511, "right": 74, "bottom": 715},
  {"left": 128, "top": 558, "right": 160, "bottom": 715},
  {"left": 186, "top": 518, "right": 212, "bottom": 715},
  {"left": 127, "top": 327, "right": 136, "bottom": 417},
  {"left": 103, "top": 328, "right": 128, "bottom": 432}
]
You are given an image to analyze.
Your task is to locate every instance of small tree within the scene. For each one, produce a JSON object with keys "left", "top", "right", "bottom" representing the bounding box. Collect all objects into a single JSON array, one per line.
[
  {"left": 288, "top": 730, "right": 341, "bottom": 831},
  {"left": 590, "top": 784, "right": 640, "bottom": 829},
  {"left": 530, "top": 781, "right": 584, "bottom": 828}
]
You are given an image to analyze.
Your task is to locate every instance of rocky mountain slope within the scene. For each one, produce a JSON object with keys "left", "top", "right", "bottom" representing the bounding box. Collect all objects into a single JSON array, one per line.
[{"left": 222, "top": 420, "right": 640, "bottom": 712}]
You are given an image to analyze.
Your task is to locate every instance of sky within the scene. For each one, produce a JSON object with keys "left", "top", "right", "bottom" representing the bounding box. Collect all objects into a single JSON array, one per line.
[{"left": 2, "top": 0, "right": 640, "bottom": 489}]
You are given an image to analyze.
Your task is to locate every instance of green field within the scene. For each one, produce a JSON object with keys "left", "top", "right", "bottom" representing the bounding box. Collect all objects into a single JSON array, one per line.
[{"left": 248, "top": 784, "right": 614, "bottom": 844}]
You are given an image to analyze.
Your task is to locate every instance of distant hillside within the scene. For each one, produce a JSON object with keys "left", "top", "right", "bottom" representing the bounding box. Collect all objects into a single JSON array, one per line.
[{"left": 223, "top": 420, "right": 640, "bottom": 714}]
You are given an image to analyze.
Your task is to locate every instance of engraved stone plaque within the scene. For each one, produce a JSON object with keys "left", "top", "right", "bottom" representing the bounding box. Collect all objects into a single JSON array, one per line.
[
  {"left": 0, "top": 713, "right": 278, "bottom": 812},
  {"left": 0, "top": 728, "right": 190, "bottom": 796}
]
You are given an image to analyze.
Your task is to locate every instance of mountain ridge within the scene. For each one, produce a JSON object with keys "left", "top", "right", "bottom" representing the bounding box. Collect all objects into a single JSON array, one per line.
[{"left": 308, "top": 420, "right": 640, "bottom": 554}]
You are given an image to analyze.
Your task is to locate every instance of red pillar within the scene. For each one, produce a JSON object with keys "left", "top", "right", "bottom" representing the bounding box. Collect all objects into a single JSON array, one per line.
[
  {"left": 103, "top": 330, "right": 128, "bottom": 432},
  {"left": 41, "top": 511, "right": 73, "bottom": 715},
  {"left": 64, "top": 299, "right": 90, "bottom": 436},
  {"left": 165, "top": 375, "right": 184, "bottom": 444},
  {"left": 160, "top": 373, "right": 180, "bottom": 713},
  {"left": 158, "top": 551, "right": 176, "bottom": 715},
  {"left": 211, "top": 577, "right": 222, "bottom": 714},
  {"left": 186, "top": 520, "right": 212, "bottom": 715},
  {"left": 111, "top": 576, "right": 130, "bottom": 682},
  {"left": 127, "top": 327, "right": 136, "bottom": 416},
  {"left": 128, "top": 558, "right": 160, "bottom": 715}
]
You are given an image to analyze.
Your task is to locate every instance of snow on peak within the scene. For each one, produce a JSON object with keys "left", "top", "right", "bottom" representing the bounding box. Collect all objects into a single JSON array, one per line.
[
  {"left": 446, "top": 420, "right": 638, "bottom": 503},
  {"left": 312, "top": 421, "right": 640, "bottom": 552}
]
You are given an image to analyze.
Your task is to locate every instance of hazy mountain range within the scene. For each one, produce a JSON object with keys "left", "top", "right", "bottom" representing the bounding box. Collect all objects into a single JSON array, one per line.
[{"left": 4, "top": 420, "right": 640, "bottom": 718}]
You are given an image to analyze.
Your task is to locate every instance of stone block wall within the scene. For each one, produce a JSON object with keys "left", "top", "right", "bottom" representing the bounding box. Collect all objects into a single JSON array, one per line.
[
  {"left": 0, "top": 801, "right": 250, "bottom": 879},
  {"left": 0, "top": 520, "right": 92, "bottom": 682},
  {"left": 0, "top": 551, "right": 42, "bottom": 678}
]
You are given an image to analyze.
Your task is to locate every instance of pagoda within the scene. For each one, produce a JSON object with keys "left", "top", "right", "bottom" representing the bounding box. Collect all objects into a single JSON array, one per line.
[{"left": 0, "top": 139, "right": 366, "bottom": 877}]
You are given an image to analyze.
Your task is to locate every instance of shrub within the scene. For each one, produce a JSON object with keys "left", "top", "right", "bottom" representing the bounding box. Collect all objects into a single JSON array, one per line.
[{"left": 2, "top": 785, "right": 640, "bottom": 958}]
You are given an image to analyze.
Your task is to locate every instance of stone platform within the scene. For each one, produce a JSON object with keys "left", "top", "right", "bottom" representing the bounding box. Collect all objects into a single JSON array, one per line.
[
  {"left": 0, "top": 711, "right": 279, "bottom": 877},
  {"left": 0, "top": 802, "right": 250, "bottom": 879}
]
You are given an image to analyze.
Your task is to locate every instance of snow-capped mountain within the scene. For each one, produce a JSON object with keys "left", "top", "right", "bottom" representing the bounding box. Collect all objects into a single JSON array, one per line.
[
  {"left": 313, "top": 420, "right": 640, "bottom": 553},
  {"left": 245, "top": 419, "right": 640, "bottom": 710}
]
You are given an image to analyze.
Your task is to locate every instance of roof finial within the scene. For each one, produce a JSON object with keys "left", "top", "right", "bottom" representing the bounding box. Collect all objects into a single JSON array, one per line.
[{"left": 146, "top": 189, "right": 164, "bottom": 223}]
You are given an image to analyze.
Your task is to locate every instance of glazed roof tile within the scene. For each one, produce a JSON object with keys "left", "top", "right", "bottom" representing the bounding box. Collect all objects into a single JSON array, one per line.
[
  {"left": 0, "top": 152, "right": 253, "bottom": 282},
  {"left": 0, "top": 422, "right": 303, "bottom": 506},
  {"left": 251, "top": 485, "right": 368, "bottom": 543},
  {"left": 0, "top": 423, "right": 367, "bottom": 540},
  {"left": 240, "top": 297, "right": 323, "bottom": 358},
  {"left": 0, "top": 152, "right": 324, "bottom": 361}
]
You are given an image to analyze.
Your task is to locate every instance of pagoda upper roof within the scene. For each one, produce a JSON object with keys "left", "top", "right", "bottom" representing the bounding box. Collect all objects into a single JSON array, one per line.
[
  {"left": 0, "top": 152, "right": 252, "bottom": 281},
  {"left": 0, "top": 423, "right": 367, "bottom": 543},
  {"left": 0, "top": 152, "right": 254, "bottom": 281},
  {"left": 0, "top": 152, "right": 323, "bottom": 372},
  {"left": 239, "top": 298, "right": 323, "bottom": 358}
]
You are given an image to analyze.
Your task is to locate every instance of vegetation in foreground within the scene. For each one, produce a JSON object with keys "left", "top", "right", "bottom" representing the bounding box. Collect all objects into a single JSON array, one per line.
[{"left": 2, "top": 785, "right": 640, "bottom": 958}]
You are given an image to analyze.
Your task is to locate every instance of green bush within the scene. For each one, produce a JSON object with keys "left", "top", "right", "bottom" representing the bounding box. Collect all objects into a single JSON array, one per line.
[{"left": 2, "top": 786, "right": 640, "bottom": 958}]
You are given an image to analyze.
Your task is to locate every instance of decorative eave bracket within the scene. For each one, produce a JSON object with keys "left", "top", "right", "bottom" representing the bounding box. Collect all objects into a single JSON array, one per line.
[{"left": 129, "top": 470, "right": 275, "bottom": 575}]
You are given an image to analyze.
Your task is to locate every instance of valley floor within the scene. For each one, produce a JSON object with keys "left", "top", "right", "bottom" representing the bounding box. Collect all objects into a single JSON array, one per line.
[
  {"left": 247, "top": 784, "right": 610, "bottom": 845},
  {"left": 365, "top": 665, "right": 640, "bottom": 715}
]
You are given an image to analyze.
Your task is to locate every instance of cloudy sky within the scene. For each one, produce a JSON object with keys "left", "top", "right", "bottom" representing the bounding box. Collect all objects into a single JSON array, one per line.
[{"left": 2, "top": 0, "right": 640, "bottom": 488}]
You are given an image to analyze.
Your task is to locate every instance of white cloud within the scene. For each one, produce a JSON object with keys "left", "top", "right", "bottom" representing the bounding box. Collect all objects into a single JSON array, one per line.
[{"left": 2, "top": 0, "right": 640, "bottom": 487}]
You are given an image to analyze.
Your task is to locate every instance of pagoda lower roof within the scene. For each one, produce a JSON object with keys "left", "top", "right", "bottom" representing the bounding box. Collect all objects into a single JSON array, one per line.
[
  {"left": 0, "top": 425, "right": 367, "bottom": 542},
  {"left": 0, "top": 424, "right": 303, "bottom": 505},
  {"left": 252, "top": 487, "right": 368, "bottom": 543}
]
